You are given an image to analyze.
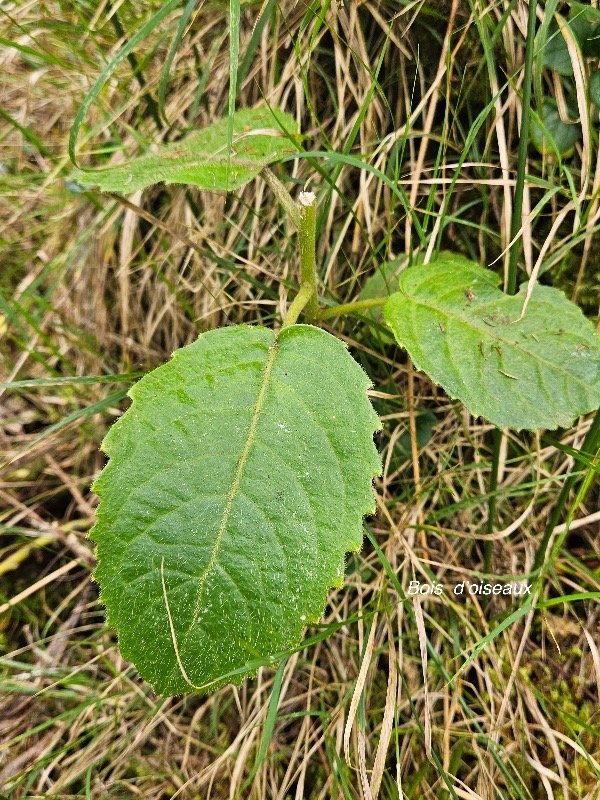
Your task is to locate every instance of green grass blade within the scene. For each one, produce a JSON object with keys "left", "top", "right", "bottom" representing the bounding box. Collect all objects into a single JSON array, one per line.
[
  {"left": 226, "top": 0, "right": 241, "bottom": 189},
  {"left": 69, "top": 0, "right": 181, "bottom": 166},
  {"left": 158, "top": 0, "right": 202, "bottom": 122}
]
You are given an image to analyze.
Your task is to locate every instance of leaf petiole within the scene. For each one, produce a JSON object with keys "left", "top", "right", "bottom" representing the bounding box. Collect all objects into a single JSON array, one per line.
[
  {"left": 281, "top": 282, "right": 316, "bottom": 328},
  {"left": 262, "top": 167, "right": 301, "bottom": 227},
  {"left": 318, "top": 297, "right": 387, "bottom": 320}
]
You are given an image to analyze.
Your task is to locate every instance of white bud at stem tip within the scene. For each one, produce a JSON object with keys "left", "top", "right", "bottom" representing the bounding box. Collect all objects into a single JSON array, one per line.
[{"left": 298, "top": 191, "right": 316, "bottom": 207}]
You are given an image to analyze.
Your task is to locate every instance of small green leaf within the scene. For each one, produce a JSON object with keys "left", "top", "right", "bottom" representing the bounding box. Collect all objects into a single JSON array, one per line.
[
  {"left": 383, "top": 259, "right": 600, "bottom": 431},
  {"left": 539, "top": 7, "right": 600, "bottom": 75},
  {"left": 541, "top": 18, "right": 574, "bottom": 76},
  {"left": 91, "top": 325, "right": 381, "bottom": 695},
  {"left": 569, "top": 2, "right": 600, "bottom": 58},
  {"left": 71, "top": 107, "right": 299, "bottom": 194},
  {"left": 530, "top": 98, "right": 581, "bottom": 157}
]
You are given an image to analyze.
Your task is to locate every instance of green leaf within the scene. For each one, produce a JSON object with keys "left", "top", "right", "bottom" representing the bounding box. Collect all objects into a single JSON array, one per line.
[
  {"left": 540, "top": 18, "right": 574, "bottom": 76},
  {"left": 70, "top": 107, "right": 300, "bottom": 194},
  {"left": 396, "top": 410, "right": 437, "bottom": 459},
  {"left": 357, "top": 255, "right": 404, "bottom": 340},
  {"left": 590, "top": 70, "right": 600, "bottom": 108},
  {"left": 569, "top": 2, "right": 600, "bottom": 57},
  {"left": 530, "top": 98, "right": 581, "bottom": 157},
  {"left": 359, "top": 256, "right": 405, "bottom": 315},
  {"left": 359, "top": 251, "right": 473, "bottom": 327},
  {"left": 383, "top": 260, "right": 600, "bottom": 430},
  {"left": 91, "top": 325, "right": 381, "bottom": 695},
  {"left": 539, "top": 6, "right": 600, "bottom": 75}
]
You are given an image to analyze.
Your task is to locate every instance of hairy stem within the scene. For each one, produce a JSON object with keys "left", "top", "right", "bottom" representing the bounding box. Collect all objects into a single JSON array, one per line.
[
  {"left": 262, "top": 168, "right": 301, "bottom": 228},
  {"left": 318, "top": 298, "right": 387, "bottom": 320},
  {"left": 298, "top": 191, "right": 319, "bottom": 324},
  {"left": 281, "top": 283, "right": 315, "bottom": 329},
  {"left": 263, "top": 172, "right": 319, "bottom": 327}
]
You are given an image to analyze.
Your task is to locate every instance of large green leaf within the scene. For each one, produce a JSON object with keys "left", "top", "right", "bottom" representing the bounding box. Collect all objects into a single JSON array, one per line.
[
  {"left": 383, "top": 260, "right": 600, "bottom": 430},
  {"left": 358, "top": 251, "right": 475, "bottom": 326},
  {"left": 71, "top": 107, "right": 299, "bottom": 193},
  {"left": 91, "top": 325, "right": 381, "bottom": 695}
]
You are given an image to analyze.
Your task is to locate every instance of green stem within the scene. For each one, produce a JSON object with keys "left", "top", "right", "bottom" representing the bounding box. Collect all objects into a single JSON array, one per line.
[
  {"left": 262, "top": 173, "right": 319, "bottom": 327},
  {"left": 298, "top": 192, "right": 319, "bottom": 324},
  {"left": 281, "top": 283, "right": 315, "bottom": 329},
  {"left": 262, "top": 168, "right": 301, "bottom": 228},
  {"left": 318, "top": 297, "right": 387, "bottom": 320},
  {"left": 507, "top": 0, "right": 537, "bottom": 295}
]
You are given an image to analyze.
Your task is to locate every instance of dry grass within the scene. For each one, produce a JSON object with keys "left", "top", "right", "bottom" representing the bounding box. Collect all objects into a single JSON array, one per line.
[{"left": 1, "top": 0, "right": 599, "bottom": 798}]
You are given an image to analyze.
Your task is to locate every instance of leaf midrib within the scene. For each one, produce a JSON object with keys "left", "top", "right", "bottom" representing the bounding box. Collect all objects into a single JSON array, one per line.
[
  {"left": 395, "top": 288, "right": 598, "bottom": 389},
  {"left": 168, "top": 335, "right": 279, "bottom": 681}
]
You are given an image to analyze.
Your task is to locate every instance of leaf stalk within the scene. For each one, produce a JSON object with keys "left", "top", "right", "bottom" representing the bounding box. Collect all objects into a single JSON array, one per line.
[
  {"left": 281, "top": 283, "right": 315, "bottom": 329},
  {"left": 318, "top": 297, "right": 387, "bottom": 320},
  {"left": 262, "top": 168, "right": 301, "bottom": 228}
]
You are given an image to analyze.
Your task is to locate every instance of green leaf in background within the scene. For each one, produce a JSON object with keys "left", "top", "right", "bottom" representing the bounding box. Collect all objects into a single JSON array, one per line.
[
  {"left": 540, "top": 6, "right": 600, "bottom": 75},
  {"left": 359, "top": 256, "right": 405, "bottom": 317},
  {"left": 530, "top": 98, "right": 581, "bottom": 157},
  {"left": 589, "top": 70, "right": 600, "bottom": 108},
  {"left": 396, "top": 410, "right": 437, "bottom": 459},
  {"left": 70, "top": 107, "right": 300, "bottom": 193},
  {"left": 383, "top": 260, "right": 600, "bottom": 430},
  {"left": 91, "top": 325, "right": 381, "bottom": 695},
  {"left": 357, "top": 255, "right": 405, "bottom": 340},
  {"left": 569, "top": 2, "right": 600, "bottom": 58},
  {"left": 541, "top": 18, "right": 575, "bottom": 76}
]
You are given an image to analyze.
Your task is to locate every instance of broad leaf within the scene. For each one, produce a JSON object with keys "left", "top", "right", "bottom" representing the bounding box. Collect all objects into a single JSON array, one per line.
[
  {"left": 91, "top": 325, "right": 381, "bottom": 695},
  {"left": 358, "top": 251, "right": 472, "bottom": 330},
  {"left": 530, "top": 98, "right": 581, "bottom": 157},
  {"left": 71, "top": 107, "right": 299, "bottom": 193},
  {"left": 540, "top": 8, "right": 600, "bottom": 75},
  {"left": 541, "top": 18, "right": 575, "bottom": 76},
  {"left": 383, "top": 260, "right": 600, "bottom": 430}
]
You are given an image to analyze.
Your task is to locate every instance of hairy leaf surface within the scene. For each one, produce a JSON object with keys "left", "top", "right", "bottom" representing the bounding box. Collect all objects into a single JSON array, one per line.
[
  {"left": 91, "top": 325, "right": 381, "bottom": 695},
  {"left": 71, "top": 107, "right": 299, "bottom": 193},
  {"left": 359, "top": 251, "right": 474, "bottom": 327},
  {"left": 384, "top": 260, "right": 600, "bottom": 430}
]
